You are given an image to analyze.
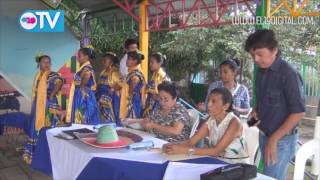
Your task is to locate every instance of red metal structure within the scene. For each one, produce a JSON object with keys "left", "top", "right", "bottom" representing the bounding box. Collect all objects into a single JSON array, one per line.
[
  {"left": 146, "top": 0, "right": 256, "bottom": 31},
  {"left": 111, "top": 0, "right": 257, "bottom": 32},
  {"left": 111, "top": 0, "right": 141, "bottom": 22}
]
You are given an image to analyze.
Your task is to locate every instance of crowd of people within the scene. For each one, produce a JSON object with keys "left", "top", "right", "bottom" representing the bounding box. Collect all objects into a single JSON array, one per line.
[{"left": 23, "top": 29, "right": 306, "bottom": 180}]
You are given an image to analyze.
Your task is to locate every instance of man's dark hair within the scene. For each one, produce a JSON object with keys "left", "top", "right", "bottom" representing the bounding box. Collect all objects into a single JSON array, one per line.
[
  {"left": 124, "top": 38, "right": 138, "bottom": 49},
  {"left": 245, "top": 29, "right": 278, "bottom": 52}
]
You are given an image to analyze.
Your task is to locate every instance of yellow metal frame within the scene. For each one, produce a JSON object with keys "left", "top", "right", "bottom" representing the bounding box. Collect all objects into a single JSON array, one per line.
[
  {"left": 139, "top": 0, "right": 149, "bottom": 81},
  {"left": 269, "top": 0, "right": 320, "bottom": 17},
  {"left": 266, "top": 0, "right": 271, "bottom": 17}
]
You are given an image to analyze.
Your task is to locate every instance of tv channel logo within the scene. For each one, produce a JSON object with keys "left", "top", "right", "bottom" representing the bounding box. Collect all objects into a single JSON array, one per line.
[{"left": 19, "top": 10, "right": 64, "bottom": 32}]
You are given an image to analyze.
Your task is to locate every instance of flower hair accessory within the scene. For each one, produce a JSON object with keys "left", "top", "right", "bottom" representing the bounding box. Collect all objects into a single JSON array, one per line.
[
  {"left": 35, "top": 52, "right": 44, "bottom": 63},
  {"left": 105, "top": 52, "right": 117, "bottom": 57},
  {"left": 84, "top": 44, "right": 94, "bottom": 50}
]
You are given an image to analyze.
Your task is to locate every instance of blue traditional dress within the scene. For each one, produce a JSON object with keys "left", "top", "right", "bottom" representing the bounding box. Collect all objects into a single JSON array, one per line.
[
  {"left": 66, "top": 61, "right": 100, "bottom": 124},
  {"left": 96, "top": 67, "right": 121, "bottom": 125},
  {"left": 23, "top": 71, "right": 63, "bottom": 164},
  {"left": 120, "top": 66, "right": 145, "bottom": 120},
  {"left": 143, "top": 68, "right": 170, "bottom": 117}
]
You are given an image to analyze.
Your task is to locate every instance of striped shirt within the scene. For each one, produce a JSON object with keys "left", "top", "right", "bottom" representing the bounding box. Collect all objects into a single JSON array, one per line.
[{"left": 205, "top": 81, "right": 250, "bottom": 110}]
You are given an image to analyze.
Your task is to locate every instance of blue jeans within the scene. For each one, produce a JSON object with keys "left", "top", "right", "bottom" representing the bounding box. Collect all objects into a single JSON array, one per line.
[{"left": 259, "top": 132, "right": 298, "bottom": 180}]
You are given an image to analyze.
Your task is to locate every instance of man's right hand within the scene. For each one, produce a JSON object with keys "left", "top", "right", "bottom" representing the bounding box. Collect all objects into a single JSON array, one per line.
[
  {"left": 247, "top": 108, "right": 261, "bottom": 127},
  {"left": 249, "top": 108, "right": 258, "bottom": 120}
]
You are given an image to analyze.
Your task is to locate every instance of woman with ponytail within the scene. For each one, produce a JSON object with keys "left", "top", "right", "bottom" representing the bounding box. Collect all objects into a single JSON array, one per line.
[
  {"left": 66, "top": 47, "right": 100, "bottom": 124},
  {"left": 143, "top": 52, "right": 171, "bottom": 117},
  {"left": 96, "top": 52, "right": 121, "bottom": 125},
  {"left": 23, "top": 54, "right": 63, "bottom": 164},
  {"left": 198, "top": 59, "right": 250, "bottom": 116},
  {"left": 120, "top": 51, "right": 146, "bottom": 120}
]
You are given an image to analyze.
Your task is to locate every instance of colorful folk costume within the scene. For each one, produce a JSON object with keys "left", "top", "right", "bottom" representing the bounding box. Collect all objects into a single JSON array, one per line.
[
  {"left": 66, "top": 61, "right": 100, "bottom": 124},
  {"left": 143, "top": 68, "right": 170, "bottom": 117},
  {"left": 96, "top": 67, "right": 121, "bottom": 125},
  {"left": 120, "top": 66, "right": 146, "bottom": 120},
  {"left": 23, "top": 71, "right": 63, "bottom": 164}
]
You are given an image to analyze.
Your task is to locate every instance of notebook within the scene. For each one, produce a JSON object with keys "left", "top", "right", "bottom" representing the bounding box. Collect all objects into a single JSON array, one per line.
[{"left": 62, "top": 128, "right": 95, "bottom": 139}]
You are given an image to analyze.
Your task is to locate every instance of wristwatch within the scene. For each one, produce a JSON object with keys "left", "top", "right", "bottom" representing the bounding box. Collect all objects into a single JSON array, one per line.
[{"left": 187, "top": 148, "right": 195, "bottom": 156}]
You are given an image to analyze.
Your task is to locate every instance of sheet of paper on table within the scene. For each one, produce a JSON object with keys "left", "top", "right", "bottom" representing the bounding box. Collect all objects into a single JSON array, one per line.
[
  {"left": 150, "top": 148, "right": 207, "bottom": 161},
  {"left": 162, "top": 153, "right": 208, "bottom": 161}
]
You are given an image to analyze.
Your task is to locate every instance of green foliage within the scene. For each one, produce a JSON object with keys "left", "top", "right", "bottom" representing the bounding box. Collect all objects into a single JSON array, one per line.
[
  {"left": 150, "top": 20, "right": 320, "bottom": 83},
  {"left": 272, "top": 19, "right": 320, "bottom": 68},
  {"left": 57, "top": 0, "right": 320, "bottom": 87},
  {"left": 90, "top": 21, "right": 137, "bottom": 56},
  {"left": 150, "top": 26, "right": 255, "bottom": 82}
]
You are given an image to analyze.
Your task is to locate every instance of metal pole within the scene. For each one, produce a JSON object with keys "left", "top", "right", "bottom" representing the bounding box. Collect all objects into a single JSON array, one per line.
[
  {"left": 139, "top": 0, "right": 149, "bottom": 81},
  {"left": 254, "top": 0, "right": 268, "bottom": 173},
  {"left": 80, "top": 12, "right": 91, "bottom": 47}
]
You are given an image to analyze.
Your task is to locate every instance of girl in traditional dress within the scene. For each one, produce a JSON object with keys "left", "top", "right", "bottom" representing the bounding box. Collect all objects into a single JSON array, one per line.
[
  {"left": 23, "top": 55, "right": 63, "bottom": 164},
  {"left": 96, "top": 52, "right": 121, "bottom": 125},
  {"left": 143, "top": 52, "right": 170, "bottom": 117},
  {"left": 66, "top": 47, "right": 100, "bottom": 124},
  {"left": 120, "top": 51, "right": 146, "bottom": 120}
]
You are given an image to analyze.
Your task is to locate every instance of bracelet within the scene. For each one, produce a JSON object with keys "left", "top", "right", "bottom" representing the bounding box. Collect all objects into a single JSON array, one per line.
[{"left": 187, "top": 148, "right": 195, "bottom": 156}]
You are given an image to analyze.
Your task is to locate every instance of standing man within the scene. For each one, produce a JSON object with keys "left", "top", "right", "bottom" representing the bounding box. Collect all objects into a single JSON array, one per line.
[
  {"left": 245, "top": 29, "right": 305, "bottom": 180},
  {"left": 120, "top": 38, "right": 139, "bottom": 78}
]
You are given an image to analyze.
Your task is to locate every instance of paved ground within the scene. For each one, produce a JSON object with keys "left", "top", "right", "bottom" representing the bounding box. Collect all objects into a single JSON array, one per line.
[
  {"left": 0, "top": 134, "right": 52, "bottom": 180},
  {"left": 0, "top": 119, "right": 317, "bottom": 180}
]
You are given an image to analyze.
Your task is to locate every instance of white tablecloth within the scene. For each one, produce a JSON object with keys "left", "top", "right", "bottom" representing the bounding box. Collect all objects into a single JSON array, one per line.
[
  {"left": 163, "top": 162, "right": 275, "bottom": 180},
  {"left": 46, "top": 124, "right": 274, "bottom": 180}
]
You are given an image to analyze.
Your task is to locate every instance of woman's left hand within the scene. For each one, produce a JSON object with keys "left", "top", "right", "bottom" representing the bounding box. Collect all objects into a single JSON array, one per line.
[
  {"left": 80, "top": 87, "right": 88, "bottom": 98},
  {"left": 144, "top": 121, "right": 155, "bottom": 131},
  {"left": 140, "top": 118, "right": 152, "bottom": 130},
  {"left": 162, "top": 143, "right": 188, "bottom": 155}
]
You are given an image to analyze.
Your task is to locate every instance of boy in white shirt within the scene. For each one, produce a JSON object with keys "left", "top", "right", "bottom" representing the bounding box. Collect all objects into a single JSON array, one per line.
[{"left": 120, "top": 38, "right": 139, "bottom": 78}]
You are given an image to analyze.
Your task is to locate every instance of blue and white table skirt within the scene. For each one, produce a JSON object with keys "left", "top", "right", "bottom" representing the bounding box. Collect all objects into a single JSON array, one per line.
[{"left": 32, "top": 124, "right": 274, "bottom": 180}]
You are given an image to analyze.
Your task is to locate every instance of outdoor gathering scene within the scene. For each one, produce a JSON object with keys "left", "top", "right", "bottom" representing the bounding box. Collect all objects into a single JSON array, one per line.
[{"left": 0, "top": 0, "right": 319, "bottom": 180}]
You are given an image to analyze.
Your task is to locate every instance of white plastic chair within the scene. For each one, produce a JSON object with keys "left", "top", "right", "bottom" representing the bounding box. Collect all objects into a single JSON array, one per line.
[
  {"left": 187, "top": 109, "right": 200, "bottom": 138},
  {"left": 242, "top": 123, "right": 260, "bottom": 165},
  {"left": 294, "top": 115, "right": 320, "bottom": 180}
]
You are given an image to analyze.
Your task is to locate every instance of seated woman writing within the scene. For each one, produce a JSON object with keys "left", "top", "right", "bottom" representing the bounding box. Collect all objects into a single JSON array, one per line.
[
  {"left": 163, "top": 88, "right": 249, "bottom": 164},
  {"left": 141, "top": 82, "right": 192, "bottom": 143}
]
